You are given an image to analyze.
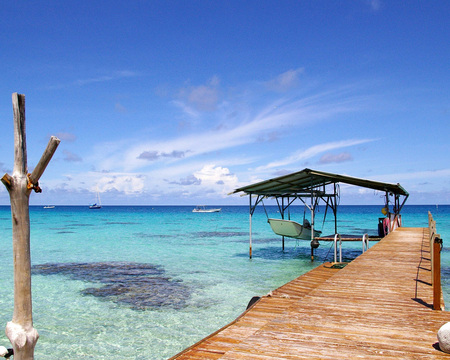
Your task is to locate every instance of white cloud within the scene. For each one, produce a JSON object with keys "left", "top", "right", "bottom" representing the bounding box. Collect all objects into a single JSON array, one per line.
[
  {"left": 166, "top": 174, "right": 201, "bottom": 186},
  {"left": 178, "top": 76, "right": 221, "bottom": 112},
  {"left": 54, "top": 171, "right": 146, "bottom": 195},
  {"left": 96, "top": 173, "right": 146, "bottom": 194},
  {"left": 55, "top": 132, "right": 77, "bottom": 142},
  {"left": 137, "top": 150, "right": 186, "bottom": 161},
  {"left": 188, "top": 85, "right": 219, "bottom": 111},
  {"left": 319, "top": 152, "right": 353, "bottom": 164},
  {"left": 372, "top": 168, "right": 450, "bottom": 185},
  {"left": 63, "top": 150, "right": 82, "bottom": 162},
  {"left": 87, "top": 81, "right": 369, "bottom": 175},
  {"left": 266, "top": 68, "right": 304, "bottom": 92},
  {"left": 74, "top": 70, "right": 139, "bottom": 86},
  {"left": 193, "top": 164, "right": 239, "bottom": 197},
  {"left": 115, "top": 102, "right": 127, "bottom": 113},
  {"left": 55, "top": 77, "right": 377, "bottom": 204},
  {"left": 256, "top": 139, "right": 374, "bottom": 171},
  {"left": 171, "top": 100, "right": 200, "bottom": 118},
  {"left": 45, "top": 70, "right": 141, "bottom": 90},
  {"left": 368, "top": 0, "right": 381, "bottom": 12}
]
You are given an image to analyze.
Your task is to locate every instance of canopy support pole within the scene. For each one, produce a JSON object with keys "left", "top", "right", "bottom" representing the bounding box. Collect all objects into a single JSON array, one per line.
[
  {"left": 249, "top": 211, "right": 252, "bottom": 259},
  {"left": 333, "top": 183, "right": 338, "bottom": 234},
  {"left": 249, "top": 194, "right": 253, "bottom": 259},
  {"left": 281, "top": 197, "right": 285, "bottom": 251},
  {"left": 248, "top": 194, "right": 264, "bottom": 259}
]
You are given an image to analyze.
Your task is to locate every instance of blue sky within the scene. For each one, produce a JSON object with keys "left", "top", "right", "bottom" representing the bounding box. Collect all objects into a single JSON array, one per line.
[{"left": 0, "top": 1, "right": 449, "bottom": 205}]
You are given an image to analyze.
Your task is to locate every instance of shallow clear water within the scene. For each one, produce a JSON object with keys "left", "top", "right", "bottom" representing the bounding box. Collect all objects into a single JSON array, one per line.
[{"left": 0, "top": 205, "right": 448, "bottom": 359}]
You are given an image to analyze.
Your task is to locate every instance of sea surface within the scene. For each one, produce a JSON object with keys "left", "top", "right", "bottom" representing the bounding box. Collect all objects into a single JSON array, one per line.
[{"left": 0, "top": 205, "right": 449, "bottom": 359}]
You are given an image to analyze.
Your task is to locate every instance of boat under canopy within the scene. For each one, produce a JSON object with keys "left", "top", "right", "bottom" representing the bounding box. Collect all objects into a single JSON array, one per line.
[
  {"left": 230, "top": 168, "right": 409, "bottom": 260},
  {"left": 268, "top": 218, "right": 322, "bottom": 239}
]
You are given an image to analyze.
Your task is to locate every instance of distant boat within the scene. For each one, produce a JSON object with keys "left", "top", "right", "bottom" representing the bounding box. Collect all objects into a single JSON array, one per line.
[
  {"left": 43, "top": 205, "right": 55, "bottom": 209},
  {"left": 89, "top": 190, "right": 102, "bottom": 209},
  {"left": 192, "top": 205, "right": 221, "bottom": 213},
  {"left": 268, "top": 218, "right": 322, "bottom": 240}
]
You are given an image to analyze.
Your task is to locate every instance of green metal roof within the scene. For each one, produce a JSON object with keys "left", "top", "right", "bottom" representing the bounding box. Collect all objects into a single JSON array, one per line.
[{"left": 231, "top": 168, "right": 409, "bottom": 197}]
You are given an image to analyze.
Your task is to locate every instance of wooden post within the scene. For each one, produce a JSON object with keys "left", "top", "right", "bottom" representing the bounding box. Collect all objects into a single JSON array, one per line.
[
  {"left": 1, "top": 93, "right": 60, "bottom": 360},
  {"left": 433, "top": 234, "right": 442, "bottom": 310},
  {"left": 429, "top": 211, "right": 436, "bottom": 284}
]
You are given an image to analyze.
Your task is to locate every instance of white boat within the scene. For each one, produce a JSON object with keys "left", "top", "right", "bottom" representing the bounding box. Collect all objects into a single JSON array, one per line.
[
  {"left": 192, "top": 205, "right": 221, "bottom": 213},
  {"left": 43, "top": 205, "right": 55, "bottom": 209},
  {"left": 268, "top": 218, "right": 322, "bottom": 240},
  {"left": 89, "top": 190, "right": 102, "bottom": 209}
]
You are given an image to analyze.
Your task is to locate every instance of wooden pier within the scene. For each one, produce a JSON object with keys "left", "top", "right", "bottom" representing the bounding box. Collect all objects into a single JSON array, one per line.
[{"left": 171, "top": 227, "right": 449, "bottom": 359}]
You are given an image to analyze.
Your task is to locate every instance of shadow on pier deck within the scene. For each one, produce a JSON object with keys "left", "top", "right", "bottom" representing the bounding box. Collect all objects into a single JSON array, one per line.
[{"left": 170, "top": 227, "right": 449, "bottom": 359}]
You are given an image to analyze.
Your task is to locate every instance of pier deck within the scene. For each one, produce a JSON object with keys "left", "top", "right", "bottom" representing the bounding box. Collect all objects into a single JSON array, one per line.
[{"left": 171, "top": 227, "right": 449, "bottom": 359}]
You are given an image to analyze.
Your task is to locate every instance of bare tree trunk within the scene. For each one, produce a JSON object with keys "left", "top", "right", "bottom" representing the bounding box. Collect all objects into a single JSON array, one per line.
[{"left": 1, "top": 93, "right": 60, "bottom": 360}]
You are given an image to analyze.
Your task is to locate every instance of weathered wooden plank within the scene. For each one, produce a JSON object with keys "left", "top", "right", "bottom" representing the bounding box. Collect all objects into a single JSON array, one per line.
[
  {"left": 169, "top": 263, "right": 339, "bottom": 359},
  {"left": 171, "top": 228, "right": 449, "bottom": 359}
]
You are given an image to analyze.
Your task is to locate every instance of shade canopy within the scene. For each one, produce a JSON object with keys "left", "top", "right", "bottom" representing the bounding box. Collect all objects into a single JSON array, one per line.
[
  {"left": 232, "top": 168, "right": 409, "bottom": 260},
  {"left": 231, "top": 168, "right": 409, "bottom": 198}
]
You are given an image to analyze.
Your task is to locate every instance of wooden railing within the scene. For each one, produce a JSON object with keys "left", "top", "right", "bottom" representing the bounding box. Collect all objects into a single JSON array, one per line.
[{"left": 429, "top": 211, "right": 443, "bottom": 310}]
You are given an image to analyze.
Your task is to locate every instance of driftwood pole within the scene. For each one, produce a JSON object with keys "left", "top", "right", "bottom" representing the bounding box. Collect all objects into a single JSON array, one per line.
[{"left": 1, "top": 93, "right": 60, "bottom": 360}]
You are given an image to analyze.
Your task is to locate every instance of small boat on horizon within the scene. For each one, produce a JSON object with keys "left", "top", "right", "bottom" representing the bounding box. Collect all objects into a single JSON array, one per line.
[
  {"left": 192, "top": 205, "right": 221, "bottom": 213},
  {"left": 43, "top": 205, "right": 55, "bottom": 209},
  {"left": 89, "top": 189, "right": 102, "bottom": 209}
]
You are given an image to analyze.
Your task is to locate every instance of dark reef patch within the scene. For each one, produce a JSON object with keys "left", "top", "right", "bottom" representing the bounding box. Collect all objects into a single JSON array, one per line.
[
  {"left": 193, "top": 231, "right": 249, "bottom": 238},
  {"left": 133, "top": 232, "right": 175, "bottom": 239},
  {"left": 32, "top": 262, "right": 190, "bottom": 310},
  {"left": 105, "top": 221, "right": 141, "bottom": 225}
]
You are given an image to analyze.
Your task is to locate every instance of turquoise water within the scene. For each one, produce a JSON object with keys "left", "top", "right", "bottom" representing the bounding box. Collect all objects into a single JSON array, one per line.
[{"left": 0, "top": 205, "right": 449, "bottom": 359}]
